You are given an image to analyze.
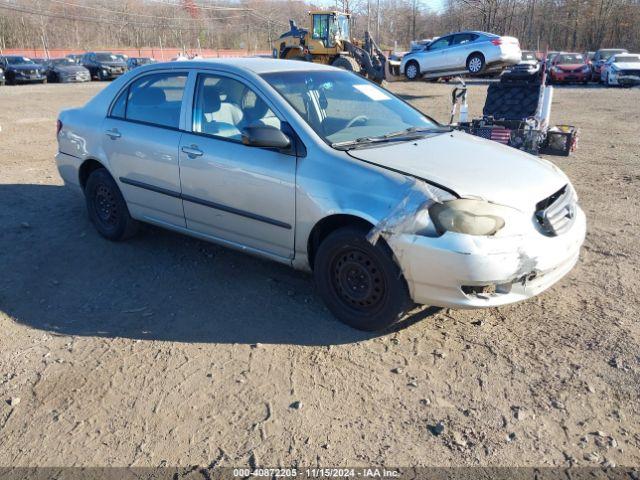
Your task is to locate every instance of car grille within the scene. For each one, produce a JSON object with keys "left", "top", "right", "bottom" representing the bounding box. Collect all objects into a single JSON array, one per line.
[{"left": 535, "top": 185, "right": 577, "bottom": 236}]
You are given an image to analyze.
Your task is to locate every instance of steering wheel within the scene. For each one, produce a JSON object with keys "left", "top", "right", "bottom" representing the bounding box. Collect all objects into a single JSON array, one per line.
[{"left": 345, "top": 115, "right": 369, "bottom": 129}]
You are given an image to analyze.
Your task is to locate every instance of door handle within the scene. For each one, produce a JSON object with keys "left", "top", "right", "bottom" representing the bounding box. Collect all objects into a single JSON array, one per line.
[
  {"left": 181, "top": 145, "right": 203, "bottom": 157},
  {"left": 105, "top": 128, "right": 121, "bottom": 139}
]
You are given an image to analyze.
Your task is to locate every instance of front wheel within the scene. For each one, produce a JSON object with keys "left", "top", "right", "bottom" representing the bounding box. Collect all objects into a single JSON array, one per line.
[
  {"left": 404, "top": 60, "right": 420, "bottom": 80},
  {"left": 85, "top": 168, "right": 138, "bottom": 241},
  {"left": 466, "top": 53, "right": 485, "bottom": 75},
  {"left": 314, "top": 226, "right": 411, "bottom": 331}
]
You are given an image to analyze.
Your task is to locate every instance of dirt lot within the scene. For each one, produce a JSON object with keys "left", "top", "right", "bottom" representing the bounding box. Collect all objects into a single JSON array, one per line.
[{"left": 0, "top": 78, "right": 639, "bottom": 468}]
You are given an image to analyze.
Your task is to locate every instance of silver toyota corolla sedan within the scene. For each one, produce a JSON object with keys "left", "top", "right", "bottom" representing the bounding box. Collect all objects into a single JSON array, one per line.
[{"left": 55, "top": 58, "right": 586, "bottom": 331}]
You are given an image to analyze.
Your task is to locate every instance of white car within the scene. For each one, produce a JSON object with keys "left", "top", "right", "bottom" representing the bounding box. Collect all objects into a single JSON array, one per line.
[
  {"left": 55, "top": 59, "right": 585, "bottom": 331},
  {"left": 400, "top": 31, "right": 522, "bottom": 80},
  {"left": 601, "top": 53, "right": 640, "bottom": 86}
]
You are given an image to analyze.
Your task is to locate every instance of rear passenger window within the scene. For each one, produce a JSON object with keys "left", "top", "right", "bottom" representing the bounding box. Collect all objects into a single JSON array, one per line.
[
  {"left": 121, "top": 73, "right": 187, "bottom": 129},
  {"left": 452, "top": 33, "right": 478, "bottom": 45}
]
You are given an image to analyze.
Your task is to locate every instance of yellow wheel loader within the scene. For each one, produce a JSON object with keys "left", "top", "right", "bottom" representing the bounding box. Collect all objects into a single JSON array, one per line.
[{"left": 274, "top": 11, "right": 400, "bottom": 84}]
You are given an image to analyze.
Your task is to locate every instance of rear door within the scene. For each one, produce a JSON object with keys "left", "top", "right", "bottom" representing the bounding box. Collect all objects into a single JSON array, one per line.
[
  {"left": 178, "top": 71, "right": 296, "bottom": 259},
  {"left": 448, "top": 33, "right": 479, "bottom": 69},
  {"left": 101, "top": 71, "right": 189, "bottom": 227}
]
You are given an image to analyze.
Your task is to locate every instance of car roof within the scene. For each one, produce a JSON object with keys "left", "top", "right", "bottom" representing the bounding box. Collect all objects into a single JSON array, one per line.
[{"left": 145, "top": 57, "right": 338, "bottom": 74}]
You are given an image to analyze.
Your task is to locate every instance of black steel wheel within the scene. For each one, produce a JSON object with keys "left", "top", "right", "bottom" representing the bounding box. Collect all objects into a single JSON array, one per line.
[
  {"left": 314, "top": 225, "right": 411, "bottom": 331},
  {"left": 85, "top": 168, "right": 138, "bottom": 241}
]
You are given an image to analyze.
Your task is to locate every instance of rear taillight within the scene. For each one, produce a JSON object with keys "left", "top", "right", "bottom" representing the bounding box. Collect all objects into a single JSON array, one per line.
[
  {"left": 491, "top": 38, "right": 502, "bottom": 46},
  {"left": 56, "top": 119, "right": 62, "bottom": 136}
]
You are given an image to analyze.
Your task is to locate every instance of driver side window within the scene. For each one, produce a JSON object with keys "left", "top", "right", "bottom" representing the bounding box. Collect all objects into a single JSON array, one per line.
[
  {"left": 192, "top": 74, "right": 281, "bottom": 141},
  {"left": 429, "top": 37, "right": 451, "bottom": 51}
]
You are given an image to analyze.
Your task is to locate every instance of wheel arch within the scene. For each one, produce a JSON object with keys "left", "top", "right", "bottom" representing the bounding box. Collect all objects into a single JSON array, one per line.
[
  {"left": 307, "top": 213, "right": 375, "bottom": 270},
  {"left": 78, "top": 158, "right": 108, "bottom": 190},
  {"left": 467, "top": 51, "right": 485, "bottom": 64}
]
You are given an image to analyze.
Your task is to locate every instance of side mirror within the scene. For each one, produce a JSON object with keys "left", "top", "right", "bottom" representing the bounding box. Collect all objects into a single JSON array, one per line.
[{"left": 242, "top": 125, "right": 291, "bottom": 149}]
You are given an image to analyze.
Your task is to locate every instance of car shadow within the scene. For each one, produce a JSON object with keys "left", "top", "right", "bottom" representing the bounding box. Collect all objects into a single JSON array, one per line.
[{"left": 0, "top": 183, "right": 440, "bottom": 346}]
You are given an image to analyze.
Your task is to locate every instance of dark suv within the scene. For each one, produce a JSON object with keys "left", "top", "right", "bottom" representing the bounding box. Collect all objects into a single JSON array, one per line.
[
  {"left": 81, "top": 52, "right": 127, "bottom": 81},
  {"left": 0, "top": 56, "right": 47, "bottom": 85}
]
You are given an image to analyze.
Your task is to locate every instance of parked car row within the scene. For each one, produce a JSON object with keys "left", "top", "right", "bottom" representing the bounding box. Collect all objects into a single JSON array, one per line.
[
  {"left": 0, "top": 52, "right": 157, "bottom": 86},
  {"left": 506, "top": 48, "right": 639, "bottom": 87}
]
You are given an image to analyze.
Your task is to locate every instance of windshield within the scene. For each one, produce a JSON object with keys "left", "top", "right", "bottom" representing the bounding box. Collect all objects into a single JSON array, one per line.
[
  {"left": 96, "top": 53, "right": 119, "bottom": 62},
  {"left": 52, "top": 58, "right": 75, "bottom": 66},
  {"left": 261, "top": 70, "right": 439, "bottom": 147},
  {"left": 601, "top": 50, "right": 626, "bottom": 60},
  {"left": 522, "top": 52, "right": 537, "bottom": 61},
  {"left": 6, "top": 56, "right": 34, "bottom": 65},
  {"left": 555, "top": 54, "right": 585, "bottom": 64},
  {"left": 613, "top": 55, "right": 640, "bottom": 63}
]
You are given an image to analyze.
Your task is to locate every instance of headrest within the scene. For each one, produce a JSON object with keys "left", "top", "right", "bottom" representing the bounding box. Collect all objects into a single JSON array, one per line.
[
  {"left": 202, "top": 85, "right": 221, "bottom": 113},
  {"left": 242, "top": 90, "right": 268, "bottom": 119},
  {"left": 131, "top": 87, "right": 166, "bottom": 106}
]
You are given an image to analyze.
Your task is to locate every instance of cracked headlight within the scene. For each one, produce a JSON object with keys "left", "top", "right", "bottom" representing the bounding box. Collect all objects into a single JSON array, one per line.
[{"left": 429, "top": 199, "right": 506, "bottom": 236}]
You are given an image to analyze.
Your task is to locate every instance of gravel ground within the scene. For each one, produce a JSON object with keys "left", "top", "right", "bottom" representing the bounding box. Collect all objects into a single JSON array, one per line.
[{"left": 0, "top": 79, "right": 638, "bottom": 468}]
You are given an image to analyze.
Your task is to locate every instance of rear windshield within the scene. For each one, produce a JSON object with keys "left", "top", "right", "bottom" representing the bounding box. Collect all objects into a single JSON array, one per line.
[{"left": 555, "top": 54, "right": 585, "bottom": 64}]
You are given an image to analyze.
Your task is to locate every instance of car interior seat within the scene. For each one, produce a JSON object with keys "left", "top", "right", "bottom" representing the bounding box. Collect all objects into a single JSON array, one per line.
[
  {"left": 128, "top": 87, "right": 180, "bottom": 128},
  {"left": 200, "top": 85, "right": 242, "bottom": 138}
]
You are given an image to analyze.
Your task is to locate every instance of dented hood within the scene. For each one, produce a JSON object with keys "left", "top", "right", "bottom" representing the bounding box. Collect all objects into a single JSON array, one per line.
[{"left": 347, "top": 130, "right": 568, "bottom": 212}]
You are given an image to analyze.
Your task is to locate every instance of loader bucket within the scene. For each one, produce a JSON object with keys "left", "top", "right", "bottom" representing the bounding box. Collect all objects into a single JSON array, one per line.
[{"left": 384, "top": 60, "right": 403, "bottom": 82}]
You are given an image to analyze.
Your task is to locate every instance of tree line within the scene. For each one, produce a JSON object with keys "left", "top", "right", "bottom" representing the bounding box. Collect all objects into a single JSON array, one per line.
[{"left": 0, "top": 0, "right": 638, "bottom": 54}]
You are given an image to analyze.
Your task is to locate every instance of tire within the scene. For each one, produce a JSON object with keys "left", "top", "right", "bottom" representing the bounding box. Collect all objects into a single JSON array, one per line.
[
  {"left": 313, "top": 225, "right": 411, "bottom": 331},
  {"left": 331, "top": 55, "right": 360, "bottom": 72},
  {"left": 404, "top": 60, "right": 420, "bottom": 80},
  {"left": 97, "top": 69, "right": 107, "bottom": 81},
  {"left": 466, "top": 53, "right": 485, "bottom": 75},
  {"left": 84, "top": 168, "right": 138, "bottom": 241}
]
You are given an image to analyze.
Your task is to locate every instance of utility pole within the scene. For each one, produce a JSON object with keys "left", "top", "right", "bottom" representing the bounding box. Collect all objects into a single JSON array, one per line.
[
  {"left": 412, "top": 0, "right": 417, "bottom": 41},
  {"left": 376, "top": 0, "right": 380, "bottom": 41}
]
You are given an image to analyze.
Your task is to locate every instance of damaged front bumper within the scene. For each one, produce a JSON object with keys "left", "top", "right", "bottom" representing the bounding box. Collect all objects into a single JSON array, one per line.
[{"left": 387, "top": 206, "right": 586, "bottom": 308}]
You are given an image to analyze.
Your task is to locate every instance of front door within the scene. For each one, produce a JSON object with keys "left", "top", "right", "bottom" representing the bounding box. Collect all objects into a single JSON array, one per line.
[
  {"left": 422, "top": 35, "right": 453, "bottom": 71},
  {"left": 178, "top": 72, "right": 296, "bottom": 259},
  {"left": 101, "top": 71, "right": 189, "bottom": 227}
]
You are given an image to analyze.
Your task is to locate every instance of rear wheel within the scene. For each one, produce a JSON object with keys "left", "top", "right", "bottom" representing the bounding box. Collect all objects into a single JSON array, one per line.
[
  {"left": 404, "top": 60, "right": 420, "bottom": 80},
  {"left": 313, "top": 226, "right": 411, "bottom": 331},
  {"left": 85, "top": 168, "right": 138, "bottom": 241},
  {"left": 466, "top": 53, "right": 485, "bottom": 75}
]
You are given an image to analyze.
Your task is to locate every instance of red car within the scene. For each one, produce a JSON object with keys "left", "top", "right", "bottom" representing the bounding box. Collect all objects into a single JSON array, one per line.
[{"left": 548, "top": 52, "right": 592, "bottom": 83}]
